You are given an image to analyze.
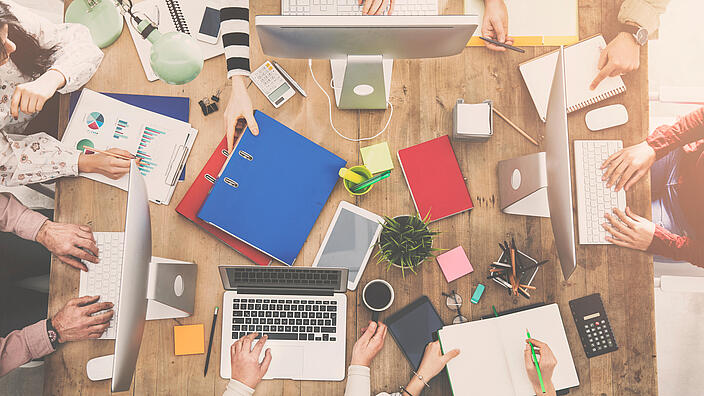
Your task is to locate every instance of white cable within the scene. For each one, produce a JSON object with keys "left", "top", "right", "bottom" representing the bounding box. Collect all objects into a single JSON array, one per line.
[{"left": 308, "top": 59, "right": 393, "bottom": 142}]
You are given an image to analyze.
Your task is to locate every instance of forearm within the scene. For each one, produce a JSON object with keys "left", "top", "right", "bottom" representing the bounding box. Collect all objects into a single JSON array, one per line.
[
  {"left": 222, "top": 379, "right": 255, "bottom": 396},
  {"left": 0, "top": 320, "right": 54, "bottom": 377},
  {"left": 618, "top": 0, "right": 671, "bottom": 34},
  {"left": 0, "top": 132, "right": 79, "bottom": 186},
  {"left": 647, "top": 225, "right": 704, "bottom": 267},
  {"left": 647, "top": 107, "right": 704, "bottom": 159},
  {"left": 344, "top": 365, "right": 371, "bottom": 396},
  {"left": 221, "top": 0, "right": 251, "bottom": 79},
  {"left": 404, "top": 377, "right": 426, "bottom": 396},
  {"left": 0, "top": 193, "right": 48, "bottom": 240}
]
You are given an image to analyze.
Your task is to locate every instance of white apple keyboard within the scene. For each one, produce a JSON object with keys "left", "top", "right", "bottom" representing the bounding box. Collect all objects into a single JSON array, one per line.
[{"left": 585, "top": 104, "right": 629, "bottom": 131}]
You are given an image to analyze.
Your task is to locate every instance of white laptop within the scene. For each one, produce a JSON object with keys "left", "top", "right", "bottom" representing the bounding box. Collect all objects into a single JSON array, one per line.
[{"left": 219, "top": 265, "right": 348, "bottom": 381}]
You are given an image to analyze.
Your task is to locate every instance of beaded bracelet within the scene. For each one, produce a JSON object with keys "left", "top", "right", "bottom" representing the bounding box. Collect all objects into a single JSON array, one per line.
[{"left": 399, "top": 385, "right": 415, "bottom": 396}]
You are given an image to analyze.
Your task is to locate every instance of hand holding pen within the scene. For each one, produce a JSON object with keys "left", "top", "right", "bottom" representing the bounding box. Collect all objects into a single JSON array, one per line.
[{"left": 524, "top": 338, "right": 558, "bottom": 396}]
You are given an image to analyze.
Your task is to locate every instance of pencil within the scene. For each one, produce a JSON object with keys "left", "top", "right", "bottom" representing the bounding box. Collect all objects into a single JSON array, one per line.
[
  {"left": 492, "top": 108, "right": 540, "bottom": 146},
  {"left": 204, "top": 306, "right": 219, "bottom": 376},
  {"left": 479, "top": 36, "right": 526, "bottom": 53},
  {"left": 526, "top": 329, "right": 546, "bottom": 393},
  {"left": 82, "top": 145, "right": 133, "bottom": 161},
  {"left": 519, "top": 284, "right": 537, "bottom": 290},
  {"left": 492, "top": 305, "right": 499, "bottom": 317}
]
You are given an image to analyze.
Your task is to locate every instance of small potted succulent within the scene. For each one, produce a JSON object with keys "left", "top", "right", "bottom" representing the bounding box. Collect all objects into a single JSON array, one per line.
[{"left": 376, "top": 213, "right": 440, "bottom": 277}]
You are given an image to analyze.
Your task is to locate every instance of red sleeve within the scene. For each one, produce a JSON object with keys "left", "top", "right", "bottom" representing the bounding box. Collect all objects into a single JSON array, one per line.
[
  {"left": 647, "top": 106, "right": 704, "bottom": 159},
  {"left": 647, "top": 225, "right": 704, "bottom": 267}
]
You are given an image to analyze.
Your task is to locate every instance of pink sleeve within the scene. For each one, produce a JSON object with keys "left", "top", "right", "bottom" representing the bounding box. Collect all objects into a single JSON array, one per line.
[
  {"left": 646, "top": 106, "right": 704, "bottom": 159},
  {"left": 647, "top": 225, "right": 704, "bottom": 268},
  {"left": 0, "top": 320, "right": 55, "bottom": 377},
  {"left": 0, "top": 193, "right": 48, "bottom": 241}
]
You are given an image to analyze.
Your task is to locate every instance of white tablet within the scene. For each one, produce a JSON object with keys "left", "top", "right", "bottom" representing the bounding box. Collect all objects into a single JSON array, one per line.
[{"left": 312, "top": 201, "right": 383, "bottom": 290}]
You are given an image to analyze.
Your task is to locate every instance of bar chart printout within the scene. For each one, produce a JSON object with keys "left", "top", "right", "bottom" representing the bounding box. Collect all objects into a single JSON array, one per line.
[
  {"left": 114, "top": 119, "right": 129, "bottom": 139},
  {"left": 136, "top": 125, "right": 166, "bottom": 176}
]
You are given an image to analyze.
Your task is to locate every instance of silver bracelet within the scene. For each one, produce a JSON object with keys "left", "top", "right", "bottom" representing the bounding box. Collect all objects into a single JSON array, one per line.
[{"left": 411, "top": 370, "right": 430, "bottom": 388}]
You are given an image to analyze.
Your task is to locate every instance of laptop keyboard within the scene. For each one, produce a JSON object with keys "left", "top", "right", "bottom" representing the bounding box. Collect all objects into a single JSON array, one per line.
[{"left": 231, "top": 297, "right": 339, "bottom": 342}]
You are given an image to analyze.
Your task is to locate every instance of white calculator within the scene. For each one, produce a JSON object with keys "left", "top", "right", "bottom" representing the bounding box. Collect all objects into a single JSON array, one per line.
[{"left": 250, "top": 61, "right": 296, "bottom": 108}]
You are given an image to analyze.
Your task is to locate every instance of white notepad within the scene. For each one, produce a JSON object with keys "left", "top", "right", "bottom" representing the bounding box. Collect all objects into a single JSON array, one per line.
[
  {"left": 519, "top": 35, "right": 627, "bottom": 121},
  {"left": 125, "top": 0, "right": 225, "bottom": 81},
  {"left": 438, "top": 304, "right": 580, "bottom": 396}
]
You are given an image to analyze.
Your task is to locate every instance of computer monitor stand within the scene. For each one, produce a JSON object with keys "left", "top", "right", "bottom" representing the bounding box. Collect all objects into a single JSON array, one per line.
[
  {"left": 331, "top": 55, "right": 393, "bottom": 109},
  {"left": 497, "top": 152, "right": 550, "bottom": 218},
  {"left": 86, "top": 257, "right": 196, "bottom": 382}
]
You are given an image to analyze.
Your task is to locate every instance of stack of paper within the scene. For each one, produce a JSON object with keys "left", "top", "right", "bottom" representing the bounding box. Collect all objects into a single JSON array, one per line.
[{"left": 62, "top": 89, "right": 198, "bottom": 205}]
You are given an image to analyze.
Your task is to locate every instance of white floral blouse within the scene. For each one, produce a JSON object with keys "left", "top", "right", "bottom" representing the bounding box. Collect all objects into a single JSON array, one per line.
[{"left": 0, "top": 0, "right": 103, "bottom": 186}]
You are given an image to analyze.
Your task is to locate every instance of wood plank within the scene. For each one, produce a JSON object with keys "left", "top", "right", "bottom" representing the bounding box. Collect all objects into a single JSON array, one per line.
[{"left": 46, "top": 1, "right": 657, "bottom": 395}]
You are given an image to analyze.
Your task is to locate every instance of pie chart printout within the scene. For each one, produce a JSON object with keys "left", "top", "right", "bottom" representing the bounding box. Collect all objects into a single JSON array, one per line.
[{"left": 86, "top": 112, "right": 105, "bottom": 130}]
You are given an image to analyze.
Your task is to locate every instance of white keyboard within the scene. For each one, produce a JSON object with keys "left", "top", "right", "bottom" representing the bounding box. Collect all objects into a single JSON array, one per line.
[
  {"left": 574, "top": 140, "right": 627, "bottom": 245},
  {"left": 78, "top": 232, "right": 124, "bottom": 340},
  {"left": 281, "top": 0, "right": 438, "bottom": 16}
]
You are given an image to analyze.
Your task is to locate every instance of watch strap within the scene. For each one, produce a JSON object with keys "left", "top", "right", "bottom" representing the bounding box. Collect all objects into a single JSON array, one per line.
[
  {"left": 46, "top": 318, "right": 59, "bottom": 349},
  {"left": 621, "top": 23, "right": 641, "bottom": 35}
]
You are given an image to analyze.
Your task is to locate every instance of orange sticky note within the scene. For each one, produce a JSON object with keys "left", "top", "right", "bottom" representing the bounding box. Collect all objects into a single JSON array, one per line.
[{"left": 174, "top": 324, "right": 205, "bottom": 356}]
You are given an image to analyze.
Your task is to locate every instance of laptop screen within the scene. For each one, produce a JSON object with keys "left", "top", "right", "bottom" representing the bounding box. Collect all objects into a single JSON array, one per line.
[{"left": 220, "top": 266, "right": 348, "bottom": 293}]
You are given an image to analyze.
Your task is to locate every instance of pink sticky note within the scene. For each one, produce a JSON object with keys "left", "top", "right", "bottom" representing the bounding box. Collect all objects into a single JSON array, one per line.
[{"left": 436, "top": 246, "right": 473, "bottom": 282}]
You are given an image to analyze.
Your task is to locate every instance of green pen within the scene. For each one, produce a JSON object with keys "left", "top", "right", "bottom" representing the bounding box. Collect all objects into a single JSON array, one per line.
[
  {"left": 526, "top": 329, "right": 546, "bottom": 393},
  {"left": 352, "top": 170, "right": 391, "bottom": 192},
  {"left": 492, "top": 305, "right": 499, "bottom": 317}
]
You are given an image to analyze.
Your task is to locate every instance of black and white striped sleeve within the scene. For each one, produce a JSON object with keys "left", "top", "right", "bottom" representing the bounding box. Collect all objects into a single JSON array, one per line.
[{"left": 220, "top": 0, "right": 250, "bottom": 78}]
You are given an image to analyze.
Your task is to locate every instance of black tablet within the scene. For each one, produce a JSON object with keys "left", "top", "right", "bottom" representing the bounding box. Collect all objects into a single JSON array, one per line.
[{"left": 384, "top": 296, "right": 444, "bottom": 370}]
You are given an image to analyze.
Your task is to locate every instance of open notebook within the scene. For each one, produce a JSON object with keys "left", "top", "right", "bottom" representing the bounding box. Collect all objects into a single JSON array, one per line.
[
  {"left": 520, "top": 35, "right": 627, "bottom": 121},
  {"left": 125, "top": 0, "right": 225, "bottom": 81},
  {"left": 465, "top": 0, "right": 578, "bottom": 46},
  {"left": 438, "top": 304, "right": 579, "bottom": 396}
]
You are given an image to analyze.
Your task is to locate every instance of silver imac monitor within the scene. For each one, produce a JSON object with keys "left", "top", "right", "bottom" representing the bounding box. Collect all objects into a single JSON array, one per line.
[
  {"left": 545, "top": 47, "right": 577, "bottom": 280},
  {"left": 111, "top": 161, "right": 152, "bottom": 392},
  {"left": 255, "top": 15, "right": 478, "bottom": 109}
]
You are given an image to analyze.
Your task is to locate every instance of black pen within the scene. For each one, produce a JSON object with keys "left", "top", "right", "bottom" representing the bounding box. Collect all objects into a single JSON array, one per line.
[
  {"left": 204, "top": 306, "right": 219, "bottom": 376},
  {"left": 272, "top": 60, "right": 307, "bottom": 97},
  {"left": 479, "top": 36, "right": 525, "bottom": 53}
]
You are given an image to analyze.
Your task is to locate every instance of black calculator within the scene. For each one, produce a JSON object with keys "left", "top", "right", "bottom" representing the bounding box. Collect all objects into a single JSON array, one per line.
[{"left": 569, "top": 293, "right": 618, "bottom": 358}]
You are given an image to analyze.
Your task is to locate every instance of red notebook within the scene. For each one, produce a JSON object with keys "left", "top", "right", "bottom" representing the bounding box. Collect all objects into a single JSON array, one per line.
[
  {"left": 397, "top": 135, "right": 473, "bottom": 222},
  {"left": 176, "top": 137, "right": 272, "bottom": 265}
]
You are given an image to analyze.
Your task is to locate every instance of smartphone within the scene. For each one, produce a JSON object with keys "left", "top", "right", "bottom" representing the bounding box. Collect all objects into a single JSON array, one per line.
[{"left": 196, "top": 4, "right": 220, "bottom": 44}]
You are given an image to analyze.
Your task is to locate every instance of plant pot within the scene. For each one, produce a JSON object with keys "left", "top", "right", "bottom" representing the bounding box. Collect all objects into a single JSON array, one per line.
[{"left": 378, "top": 215, "right": 435, "bottom": 274}]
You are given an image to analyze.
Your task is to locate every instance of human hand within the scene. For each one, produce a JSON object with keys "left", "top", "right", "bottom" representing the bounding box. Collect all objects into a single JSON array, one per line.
[
  {"left": 416, "top": 340, "right": 460, "bottom": 380},
  {"left": 590, "top": 32, "right": 640, "bottom": 90},
  {"left": 360, "top": 0, "right": 393, "bottom": 15},
  {"left": 524, "top": 338, "right": 557, "bottom": 396},
  {"left": 35, "top": 220, "right": 98, "bottom": 271},
  {"left": 10, "top": 69, "right": 65, "bottom": 119},
  {"left": 230, "top": 332, "right": 272, "bottom": 389},
  {"left": 481, "top": 0, "right": 513, "bottom": 51},
  {"left": 51, "top": 295, "right": 114, "bottom": 343},
  {"left": 350, "top": 321, "right": 387, "bottom": 367},
  {"left": 78, "top": 149, "right": 135, "bottom": 180},
  {"left": 601, "top": 141, "right": 656, "bottom": 191},
  {"left": 224, "top": 75, "right": 259, "bottom": 154},
  {"left": 602, "top": 207, "right": 655, "bottom": 251}
]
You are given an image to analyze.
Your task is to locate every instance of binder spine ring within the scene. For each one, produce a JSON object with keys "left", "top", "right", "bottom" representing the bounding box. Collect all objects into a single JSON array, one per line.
[
  {"left": 567, "top": 86, "right": 626, "bottom": 113},
  {"left": 166, "top": 0, "right": 190, "bottom": 35}
]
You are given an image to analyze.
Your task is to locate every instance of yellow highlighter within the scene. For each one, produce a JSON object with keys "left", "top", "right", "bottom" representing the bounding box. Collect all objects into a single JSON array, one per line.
[{"left": 338, "top": 167, "right": 366, "bottom": 184}]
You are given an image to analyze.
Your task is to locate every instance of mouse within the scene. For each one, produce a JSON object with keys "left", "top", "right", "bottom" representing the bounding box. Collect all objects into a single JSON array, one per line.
[{"left": 585, "top": 104, "right": 629, "bottom": 131}]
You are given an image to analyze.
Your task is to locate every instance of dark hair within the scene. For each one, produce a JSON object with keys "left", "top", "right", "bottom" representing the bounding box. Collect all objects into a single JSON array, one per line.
[{"left": 0, "top": 1, "right": 57, "bottom": 78}]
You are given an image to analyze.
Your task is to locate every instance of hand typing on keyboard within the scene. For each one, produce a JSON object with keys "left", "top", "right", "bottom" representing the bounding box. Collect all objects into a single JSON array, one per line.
[
  {"left": 229, "top": 333, "right": 272, "bottom": 388},
  {"left": 50, "top": 295, "right": 114, "bottom": 342},
  {"left": 35, "top": 221, "right": 98, "bottom": 271},
  {"left": 602, "top": 207, "right": 656, "bottom": 251},
  {"left": 601, "top": 141, "right": 656, "bottom": 192},
  {"left": 360, "top": 0, "right": 392, "bottom": 15}
]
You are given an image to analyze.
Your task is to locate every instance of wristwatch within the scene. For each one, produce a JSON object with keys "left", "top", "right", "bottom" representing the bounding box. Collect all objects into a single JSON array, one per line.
[
  {"left": 622, "top": 23, "right": 648, "bottom": 46},
  {"left": 46, "top": 318, "right": 59, "bottom": 349}
]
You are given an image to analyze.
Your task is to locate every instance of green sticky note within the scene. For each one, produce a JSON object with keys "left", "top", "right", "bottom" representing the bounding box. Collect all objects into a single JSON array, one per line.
[{"left": 360, "top": 142, "right": 394, "bottom": 174}]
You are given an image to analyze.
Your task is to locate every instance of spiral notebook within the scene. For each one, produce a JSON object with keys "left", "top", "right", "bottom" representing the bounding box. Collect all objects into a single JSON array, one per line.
[
  {"left": 125, "top": 0, "right": 225, "bottom": 81},
  {"left": 519, "top": 35, "right": 626, "bottom": 121}
]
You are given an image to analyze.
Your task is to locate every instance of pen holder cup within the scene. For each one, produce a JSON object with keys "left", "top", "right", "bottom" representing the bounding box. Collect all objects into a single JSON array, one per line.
[{"left": 343, "top": 165, "right": 374, "bottom": 196}]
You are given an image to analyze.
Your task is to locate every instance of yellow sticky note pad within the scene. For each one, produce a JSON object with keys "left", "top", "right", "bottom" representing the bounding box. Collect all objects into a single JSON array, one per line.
[
  {"left": 361, "top": 142, "right": 394, "bottom": 174},
  {"left": 174, "top": 324, "right": 205, "bottom": 356}
]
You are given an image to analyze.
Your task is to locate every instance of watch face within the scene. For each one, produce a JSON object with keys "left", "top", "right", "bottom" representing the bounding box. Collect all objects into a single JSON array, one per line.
[{"left": 636, "top": 28, "right": 648, "bottom": 45}]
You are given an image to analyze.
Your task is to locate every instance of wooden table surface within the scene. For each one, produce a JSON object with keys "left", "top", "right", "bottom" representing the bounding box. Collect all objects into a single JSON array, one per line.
[{"left": 46, "top": 1, "right": 657, "bottom": 395}]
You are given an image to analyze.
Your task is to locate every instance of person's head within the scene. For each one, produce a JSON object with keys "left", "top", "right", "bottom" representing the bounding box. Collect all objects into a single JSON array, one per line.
[{"left": 0, "top": 1, "right": 57, "bottom": 78}]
